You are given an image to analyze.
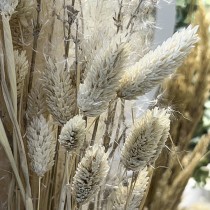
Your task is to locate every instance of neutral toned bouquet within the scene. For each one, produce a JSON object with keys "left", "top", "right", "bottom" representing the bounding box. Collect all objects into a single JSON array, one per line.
[{"left": 0, "top": 0, "right": 200, "bottom": 210}]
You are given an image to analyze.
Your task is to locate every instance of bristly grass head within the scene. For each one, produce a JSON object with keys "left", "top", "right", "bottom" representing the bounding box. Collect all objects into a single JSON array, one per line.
[
  {"left": 26, "top": 115, "right": 56, "bottom": 177},
  {"left": 121, "top": 107, "right": 170, "bottom": 171},
  {"left": 58, "top": 115, "right": 86, "bottom": 153},
  {"left": 72, "top": 145, "right": 109, "bottom": 204},
  {"left": 118, "top": 25, "right": 199, "bottom": 100}
]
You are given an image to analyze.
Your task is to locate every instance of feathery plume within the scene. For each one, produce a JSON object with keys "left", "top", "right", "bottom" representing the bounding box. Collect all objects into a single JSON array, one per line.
[
  {"left": 26, "top": 115, "right": 56, "bottom": 177},
  {"left": 77, "top": 36, "right": 129, "bottom": 117},
  {"left": 43, "top": 58, "right": 76, "bottom": 125},
  {"left": 58, "top": 115, "right": 86, "bottom": 152},
  {"left": 118, "top": 25, "right": 199, "bottom": 100},
  {"left": 72, "top": 145, "right": 109, "bottom": 204},
  {"left": 111, "top": 167, "right": 149, "bottom": 209},
  {"left": 14, "top": 50, "right": 29, "bottom": 98},
  {"left": 26, "top": 82, "right": 48, "bottom": 121},
  {"left": 121, "top": 107, "right": 170, "bottom": 171},
  {"left": 0, "top": 0, "right": 18, "bottom": 15}
]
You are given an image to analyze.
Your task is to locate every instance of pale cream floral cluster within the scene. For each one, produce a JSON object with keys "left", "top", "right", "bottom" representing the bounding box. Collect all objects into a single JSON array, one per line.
[
  {"left": 121, "top": 107, "right": 171, "bottom": 171},
  {"left": 72, "top": 145, "right": 109, "bottom": 204},
  {"left": 26, "top": 115, "right": 56, "bottom": 177},
  {"left": 59, "top": 115, "right": 86, "bottom": 152},
  {"left": 118, "top": 25, "right": 199, "bottom": 100}
]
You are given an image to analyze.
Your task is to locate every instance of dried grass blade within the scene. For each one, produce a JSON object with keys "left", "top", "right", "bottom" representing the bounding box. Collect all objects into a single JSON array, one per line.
[
  {"left": 2, "top": 14, "right": 17, "bottom": 113},
  {"left": 0, "top": 119, "right": 25, "bottom": 206},
  {"left": 1, "top": 80, "right": 34, "bottom": 210}
]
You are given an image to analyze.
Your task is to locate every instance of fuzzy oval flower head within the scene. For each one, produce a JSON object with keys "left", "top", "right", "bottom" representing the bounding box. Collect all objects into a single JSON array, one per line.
[
  {"left": 121, "top": 107, "right": 170, "bottom": 171},
  {"left": 72, "top": 145, "right": 109, "bottom": 205},
  {"left": 58, "top": 115, "right": 86, "bottom": 152},
  {"left": 0, "top": 0, "right": 18, "bottom": 15},
  {"left": 26, "top": 115, "right": 56, "bottom": 177},
  {"left": 43, "top": 58, "right": 76, "bottom": 125},
  {"left": 77, "top": 36, "right": 129, "bottom": 117},
  {"left": 118, "top": 25, "right": 199, "bottom": 100}
]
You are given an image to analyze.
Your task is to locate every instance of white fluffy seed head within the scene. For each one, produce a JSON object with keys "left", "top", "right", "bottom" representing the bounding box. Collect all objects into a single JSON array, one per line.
[
  {"left": 26, "top": 115, "right": 56, "bottom": 177},
  {"left": 72, "top": 145, "right": 109, "bottom": 204},
  {"left": 111, "top": 167, "right": 149, "bottom": 209},
  {"left": 77, "top": 36, "right": 129, "bottom": 117},
  {"left": 118, "top": 25, "right": 199, "bottom": 100},
  {"left": 58, "top": 115, "right": 86, "bottom": 152},
  {"left": 121, "top": 107, "right": 170, "bottom": 171},
  {"left": 43, "top": 58, "right": 76, "bottom": 125},
  {"left": 0, "top": 0, "right": 18, "bottom": 15}
]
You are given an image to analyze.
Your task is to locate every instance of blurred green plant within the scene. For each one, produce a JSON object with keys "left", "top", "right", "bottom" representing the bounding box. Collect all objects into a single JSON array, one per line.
[
  {"left": 191, "top": 100, "right": 210, "bottom": 186},
  {"left": 176, "top": 0, "right": 210, "bottom": 188},
  {"left": 176, "top": 0, "right": 198, "bottom": 30}
]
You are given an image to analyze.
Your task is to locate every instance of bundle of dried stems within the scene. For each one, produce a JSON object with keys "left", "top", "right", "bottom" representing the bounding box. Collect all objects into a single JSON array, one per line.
[{"left": 0, "top": 0, "right": 205, "bottom": 210}]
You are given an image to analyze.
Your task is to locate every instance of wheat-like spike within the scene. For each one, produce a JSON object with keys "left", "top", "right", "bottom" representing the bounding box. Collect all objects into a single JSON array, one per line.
[
  {"left": 111, "top": 167, "right": 149, "bottom": 210},
  {"left": 77, "top": 36, "right": 129, "bottom": 117},
  {"left": 121, "top": 107, "right": 170, "bottom": 171},
  {"left": 26, "top": 82, "right": 48, "bottom": 121},
  {"left": 26, "top": 115, "right": 56, "bottom": 177},
  {"left": 14, "top": 50, "right": 29, "bottom": 98},
  {"left": 10, "top": 0, "right": 34, "bottom": 50},
  {"left": 72, "top": 145, "right": 109, "bottom": 205},
  {"left": 118, "top": 25, "right": 199, "bottom": 100},
  {"left": 43, "top": 58, "right": 76, "bottom": 125},
  {"left": 0, "top": 0, "right": 18, "bottom": 15},
  {"left": 58, "top": 115, "right": 86, "bottom": 152}
]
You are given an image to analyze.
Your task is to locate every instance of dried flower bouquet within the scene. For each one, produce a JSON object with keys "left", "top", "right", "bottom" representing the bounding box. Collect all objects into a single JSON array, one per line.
[{"left": 0, "top": 0, "right": 199, "bottom": 210}]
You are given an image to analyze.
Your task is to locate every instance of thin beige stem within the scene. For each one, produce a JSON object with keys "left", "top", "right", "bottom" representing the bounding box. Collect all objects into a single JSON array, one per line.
[
  {"left": 124, "top": 172, "right": 137, "bottom": 210},
  {"left": 58, "top": 152, "right": 70, "bottom": 210},
  {"left": 28, "top": 0, "right": 42, "bottom": 93},
  {"left": 66, "top": 154, "right": 76, "bottom": 210},
  {"left": 90, "top": 116, "right": 100, "bottom": 146},
  {"left": 66, "top": 152, "right": 71, "bottom": 185},
  {"left": 37, "top": 177, "right": 42, "bottom": 210},
  {"left": 126, "top": 0, "right": 143, "bottom": 30}
]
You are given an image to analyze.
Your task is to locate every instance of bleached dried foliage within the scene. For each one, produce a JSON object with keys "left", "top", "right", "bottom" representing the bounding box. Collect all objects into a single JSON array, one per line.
[
  {"left": 59, "top": 115, "right": 86, "bottom": 152},
  {"left": 14, "top": 50, "right": 28, "bottom": 97},
  {"left": 72, "top": 145, "right": 109, "bottom": 204},
  {"left": 26, "top": 115, "right": 56, "bottom": 177},
  {"left": 43, "top": 58, "right": 76, "bottom": 125},
  {"left": 111, "top": 167, "right": 149, "bottom": 210},
  {"left": 118, "top": 25, "right": 199, "bottom": 100},
  {"left": 0, "top": 0, "right": 201, "bottom": 209},
  {"left": 78, "top": 37, "right": 129, "bottom": 117},
  {"left": 121, "top": 107, "right": 170, "bottom": 171}
]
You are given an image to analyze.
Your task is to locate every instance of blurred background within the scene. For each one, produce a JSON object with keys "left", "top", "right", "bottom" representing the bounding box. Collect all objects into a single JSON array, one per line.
[{"left": 144, "top": 0, "right": 210, "bottom": 209}]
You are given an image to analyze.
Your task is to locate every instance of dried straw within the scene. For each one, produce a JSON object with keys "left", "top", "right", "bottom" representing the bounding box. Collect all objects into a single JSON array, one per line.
[{"left": 72, "top": 145, "right": 109, "bottom": 205}]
